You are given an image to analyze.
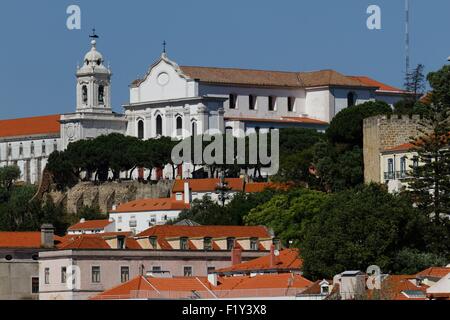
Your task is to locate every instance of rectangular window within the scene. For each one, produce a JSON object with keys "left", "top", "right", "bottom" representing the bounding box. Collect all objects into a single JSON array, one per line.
[
  {"left": 31, "top": 277, "right": 39, "bottom": 294},
  {"left": 61, "top": 267, "right": 67, "bottom": 284},
  {"left": 204, "top": 238, "right": 212, "bottom": 251},
  {"left": 250, "top": 238, "right": 259, "bottom": 251},
  {"left": 42, "top": 142, "right": 46, "bottom": 155},
  {"left": 227, "top": 237, "right": 235, "bottom": 251},
  {"left": 249, "top": 95, "right": 256, "bottom": 110},
  {"left": 288, "top": 97, "right": 295, "bottom": 112},
  {"left": 268, "top": 96, "right": 276, "bottom": 111},
  {"left": 44, "top": 268, "right": 50, "bottom": 284},
  {"left": 180, "top": 237, "right": 188, "bottom": 250},
  {"left": 152, "top": 266, "right": 162, "bottom": 272},
  {"left": 207, "top": 266, "right": 216, "bottom": 274},
  {"left": 183, "top": 266, "right": 193, "bottom": 277},
  {"left": 121, "top": 266, "right": 130, "bottom": 283},
  {"left": 149, "top": 236, "right": 157, "bottom": 248},
  {"left": 92, "top": 266, "right": 101, "bottom": 283},
  {"left": 229, "top": 94, "right": 237, "bottom": 109}
]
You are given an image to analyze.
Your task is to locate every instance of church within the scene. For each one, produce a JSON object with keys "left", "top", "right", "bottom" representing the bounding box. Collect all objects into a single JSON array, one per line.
[{"left": 0, "top": 36, "right": 408, "bottom": 184}]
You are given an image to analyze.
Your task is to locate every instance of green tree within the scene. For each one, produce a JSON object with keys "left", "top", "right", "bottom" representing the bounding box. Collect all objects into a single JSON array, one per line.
[
  {"left": 0, "top": 165, "right": 21, "bottom": 191},
  {"left": 300, "top": 184, "right": 427, "bottom": 280},
  {"left": 244, "top": 188, "right": 329, "bottom": 247},
  {"left": 409, "top": 66, "right": 450, "bottom": 223},
  {"left": 326, "top": 101, "right": 392, "bottom": 147}
]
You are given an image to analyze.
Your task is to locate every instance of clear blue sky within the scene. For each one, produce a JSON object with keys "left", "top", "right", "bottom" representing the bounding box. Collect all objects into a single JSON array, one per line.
[{"left": 1, "top": 0, "right": 449, "bottom": 119}]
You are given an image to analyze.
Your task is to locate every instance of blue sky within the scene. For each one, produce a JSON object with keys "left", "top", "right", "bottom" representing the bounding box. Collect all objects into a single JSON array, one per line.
[{"left": 1, "top": 0, "right": 449, "bottom": 119}]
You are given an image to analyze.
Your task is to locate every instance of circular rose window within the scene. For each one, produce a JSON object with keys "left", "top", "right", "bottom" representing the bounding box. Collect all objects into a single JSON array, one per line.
[{"left": 157, "top": 72, "right": 170, "bottom": 86}]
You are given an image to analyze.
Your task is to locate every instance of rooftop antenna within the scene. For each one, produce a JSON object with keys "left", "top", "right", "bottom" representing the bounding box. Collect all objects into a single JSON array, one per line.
[{"left": 405, "top": 0, "right": 410, "bottom": 74}]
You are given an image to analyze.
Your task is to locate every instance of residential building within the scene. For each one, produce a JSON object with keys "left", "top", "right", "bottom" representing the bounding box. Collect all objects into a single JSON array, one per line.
[
  {"left": 67, "top": 218, "right": 115, "bottom": 235},
  {"left": 38, "top": 225, "right": 273, "bottom": 300},
  {"left": 0, "top": 225, "right": 58, "bottom": 300},
  {"left": 109, "top": 198, "right": 189, "bottom": 234}
]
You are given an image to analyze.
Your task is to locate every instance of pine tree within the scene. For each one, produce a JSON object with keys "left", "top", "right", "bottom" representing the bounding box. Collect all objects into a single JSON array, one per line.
[
  {"left": 409, "top": 66, "right": 450, "bottom": 223},
  {"left": 404, "top": 64, "right": 426, "bottom": 103}
]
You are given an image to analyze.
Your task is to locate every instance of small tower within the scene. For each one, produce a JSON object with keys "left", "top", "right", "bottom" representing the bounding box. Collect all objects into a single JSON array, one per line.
[{"left": 76, "top": 31, "right": 112, "bottom": 112}]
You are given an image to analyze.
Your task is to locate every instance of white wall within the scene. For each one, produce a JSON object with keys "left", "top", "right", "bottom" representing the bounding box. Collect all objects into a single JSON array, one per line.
[{"left": 110, "top": 210, "right": 182, "bottom": 234}]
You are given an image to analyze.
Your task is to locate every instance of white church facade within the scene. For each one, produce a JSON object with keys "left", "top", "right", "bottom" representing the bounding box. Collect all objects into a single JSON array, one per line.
[{"left": 0, "top": 37, "right": 408, "bottom": 184}]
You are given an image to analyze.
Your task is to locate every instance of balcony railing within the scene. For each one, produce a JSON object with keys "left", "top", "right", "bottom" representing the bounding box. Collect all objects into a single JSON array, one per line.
[{"left": 384, "top": 171, "right": 412, "bottom": 181}]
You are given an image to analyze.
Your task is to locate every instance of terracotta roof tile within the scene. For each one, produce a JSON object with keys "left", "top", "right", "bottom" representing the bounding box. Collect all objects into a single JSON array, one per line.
[
  {"left": 112, "top": 198, "right": 189, "bottom": 213},
  {"left": 178, "top": 66, "right": 374, "bottom": 89},
  {"left": 416, "top": 267, "right": 450, "bottom": 279},
  {"left": 172, "top": 178, "right": 245, "bottom": 193},
  {"left": 0, "top": 232, "right": 58, "bottom": 249},
  {"left": 92, "top": 273, "right": 313, "bottom": 300},
  {"left": 216, "top": 249, "right": 302, "bottom": 274},
  {"left": 0, "top": 114, "right": 61, "bottom": 139},
  {"left": 68, "top": 219, "right": 112, "bottom": 231},
  {"left": 383, "top": 143, "right": 416, "bottom": 153},
  {"left": 348, "top": 76, "right": 406, "bottom": 93},
  {"left": 136, "top": 225, "right": 271, "bottom": 239}
]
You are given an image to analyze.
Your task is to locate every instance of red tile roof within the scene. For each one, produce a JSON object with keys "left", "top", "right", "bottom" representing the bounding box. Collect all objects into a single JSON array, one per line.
[
  {"left": 172, "top": 178, "right": 245, "bottom": 193},
  {"left": 348, "top": 76, "right": 406, "bottom": 94},
  {"left": 216, "top": 249, "right": 302, "bottom": 274},
  {"left": 92, "top": 273, "right": 313, "bottom": 300},
  {"left": 0, "top": 232, "right": 48, "bottom": 248},
  {"left": 383, "top": 143, "right": 416, "bottom": 153},
  {"left": 416, "top": 267, "right": 450, "bottom": 279},
  {"left": 378, "top": 275, "right": 429, "bottom": 300},
  {"left": 112, "top": 198, "right": 189, "bottom": 213},
  {"left": 225, "top": 116, "right": 329, "bottom": 125},
  {"left": 0, "top": 114, "right": 61, "bottom": 139},
  {"left": 177, "top": 66, "right": 377, "bottom": 89},
  {"left": 68, "top": 219, "right": 112, "bottom": 231},
  {"left": 136, "top": 225, "right": 272, "bottom": 239},
  {"left": 57, "top": 233, "right": 139, "bottom": 250}
]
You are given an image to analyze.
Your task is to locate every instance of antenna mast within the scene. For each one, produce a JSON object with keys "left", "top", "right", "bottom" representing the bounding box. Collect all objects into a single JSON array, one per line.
[{"left": 405, "top": 0, "right": 410, "bottom": 74}]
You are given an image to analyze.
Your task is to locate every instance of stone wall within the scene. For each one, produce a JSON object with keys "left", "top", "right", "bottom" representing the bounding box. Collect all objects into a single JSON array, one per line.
[
  {"left": 363, "top": 115, "right": 423, "bottom": 183},
  {"left": 47, "top": 180, "right": 175, "bottom": 214}
]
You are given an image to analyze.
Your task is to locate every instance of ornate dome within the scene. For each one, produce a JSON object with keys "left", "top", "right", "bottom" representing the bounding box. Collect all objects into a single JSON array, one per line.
[{"left": 78, "top": 40, "right": 109, "bottom": 75}]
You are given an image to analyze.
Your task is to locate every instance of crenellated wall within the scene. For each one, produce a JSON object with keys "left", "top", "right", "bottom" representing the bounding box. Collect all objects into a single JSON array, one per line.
[{"left": 363, "top": 114, "right": 424, "bottom": 183}]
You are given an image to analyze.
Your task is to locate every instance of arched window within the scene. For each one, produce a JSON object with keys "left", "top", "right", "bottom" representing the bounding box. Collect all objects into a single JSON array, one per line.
[
  {"left": 156, "top": 115, "right": 163, "bottom": 136},
  {"left": 98, "top": 85, "right": 105, "bottom": 104},
  {"left": 30, "top": 142, "right": 35, "bottom": 155},
  {"left": 137, "top": 120, "right": 144, "bottom": 140},
  {"left": 347, "top": 92, "right": 356, "bottom": 107},
  {"left": 191, "top": 121, "right": 197, "bottom": 136},
  {"left": 82, "top": 85, "right": 88, "bottom": 104},
  {"left": 176, "top": 116, "right": 183, "bottom": 136}
]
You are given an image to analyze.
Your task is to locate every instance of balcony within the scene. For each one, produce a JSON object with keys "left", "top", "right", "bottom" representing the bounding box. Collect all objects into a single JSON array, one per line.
[{"left": 384, "top": 171, "right": 412, "bottom": 181}]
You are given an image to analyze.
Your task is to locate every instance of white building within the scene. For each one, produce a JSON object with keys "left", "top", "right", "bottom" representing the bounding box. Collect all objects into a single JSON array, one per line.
[
  {"left": 0, "top": 36, "right": 408, "bottom": 184},
  {"left": 67, "top": 218, "right": 116, "bottom": 235},
  {"left": 109, "top": 198, "right": 190, "bottom": 234}
]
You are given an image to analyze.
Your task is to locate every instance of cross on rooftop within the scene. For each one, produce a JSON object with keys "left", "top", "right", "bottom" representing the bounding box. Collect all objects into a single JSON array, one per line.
[{"left": 90, "top": 28, "right": 99, "bottom": 39}]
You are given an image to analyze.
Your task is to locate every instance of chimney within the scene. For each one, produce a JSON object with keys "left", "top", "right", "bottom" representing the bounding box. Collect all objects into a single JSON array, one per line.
[
  {"left": 269, "top": 244, "right": 280, "bottom": 268},
  {"left": 80, "top": 218, "right": 86, "bottom": 223},
  {"left": 184, "top": 180, "right": 191, "bottom": 204},
  {"left": 41, "top": 224, "right": 55, "bottom": 249},
  {"left": 231, "top": 246, "right": 242, "bottom": 265},
  {"left": 208, "top": 273, "right": 218, "bottom": 287}
]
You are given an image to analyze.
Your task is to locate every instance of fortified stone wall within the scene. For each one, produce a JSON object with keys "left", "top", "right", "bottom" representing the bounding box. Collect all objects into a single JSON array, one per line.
[
  {"left": 363, "top": 115, "right": 423, "bottom": 183},
  {"left": 47, "top": 180, "right": 175, "bottom": 214}
]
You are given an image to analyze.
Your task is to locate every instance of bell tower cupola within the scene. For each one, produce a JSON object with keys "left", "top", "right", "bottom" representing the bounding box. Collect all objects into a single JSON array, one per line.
[{"left": 76, "top": 30, "right": 112, "bottom": 112}]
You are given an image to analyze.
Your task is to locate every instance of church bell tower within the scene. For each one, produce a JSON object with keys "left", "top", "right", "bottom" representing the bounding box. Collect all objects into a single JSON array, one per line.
[{"left": 76, "top": 30, "right": 112, "bottom": 112}]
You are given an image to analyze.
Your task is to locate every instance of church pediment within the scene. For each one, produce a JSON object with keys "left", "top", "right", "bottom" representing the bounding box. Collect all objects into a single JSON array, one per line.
[{"left": 130, "top": 53, "right": 198, "bottom": 103}]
